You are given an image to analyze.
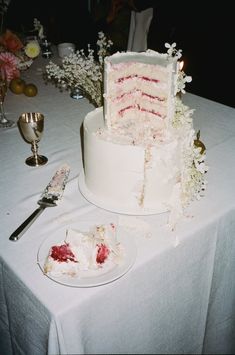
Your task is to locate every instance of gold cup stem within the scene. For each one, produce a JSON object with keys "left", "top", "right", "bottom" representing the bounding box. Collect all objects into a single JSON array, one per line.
[{"left": 31, "top": 140, "right": 39, "bottom": 160}]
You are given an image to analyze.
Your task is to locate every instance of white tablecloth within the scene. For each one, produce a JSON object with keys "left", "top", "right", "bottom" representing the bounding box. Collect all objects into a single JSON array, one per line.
[{"left": 0, "top": 55, "right": 235, "bottom": 355}]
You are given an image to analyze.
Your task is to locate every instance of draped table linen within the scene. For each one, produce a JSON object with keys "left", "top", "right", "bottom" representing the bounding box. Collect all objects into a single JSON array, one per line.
[{"left": 0, "top": 56, "right": 235, "bottom": 354}]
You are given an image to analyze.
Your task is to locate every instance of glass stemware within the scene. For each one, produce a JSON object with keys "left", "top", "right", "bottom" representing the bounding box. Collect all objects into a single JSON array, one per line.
[
  {"left": 0, "top": 69, "right": 15, "bottom": 128},
  {"left": 18, "top": 112, "right": 48, "bottom": 166},
  {"left": 70, "top": 86, "right": 84, "bottom": 100}
]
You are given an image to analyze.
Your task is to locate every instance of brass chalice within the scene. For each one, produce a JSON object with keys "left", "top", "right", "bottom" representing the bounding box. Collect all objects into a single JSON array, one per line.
[{"left": 18, "top": 112, "right": 48, "bottom": 166}]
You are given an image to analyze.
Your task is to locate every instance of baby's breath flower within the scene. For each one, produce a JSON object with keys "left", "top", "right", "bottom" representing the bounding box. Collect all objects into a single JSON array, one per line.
[
  {"left": 169, "top": 56, "right": 208, "bottom": 206},
  {"left": 172, "top": 98, "right": 194, "bottom": 128},
  {"left": 45, "top": 32, "right": 113, "bottom": 107},
  {"left": 180, "top": 128, "right": 208, "bottom": 206}
]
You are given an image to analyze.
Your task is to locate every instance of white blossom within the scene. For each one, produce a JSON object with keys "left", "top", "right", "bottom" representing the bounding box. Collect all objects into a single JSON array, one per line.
[
  {"left": 177, "top": 70, "right": 192, "bottom": 94},
  {"left": 171, "top": 96, "right": 208, "bottom": 206},
  {"left": 165, "top": 42, "right": 192, "bottom": 94},
  {"left": 172, "top": 98, "right": 194, "bottom": 128},
  {"left": 45, "top": 32, "right": 113, "bottom": 107},
  {"left": 180, "top": 128, "right": 208, "bottom": 205},
  {"left": 165, "top": 42, "right": 182, "bottom": 59}
]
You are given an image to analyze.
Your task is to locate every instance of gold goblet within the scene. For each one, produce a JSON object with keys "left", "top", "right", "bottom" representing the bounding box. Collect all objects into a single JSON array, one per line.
[{"left": 18, "top": 112, "right": 48, "bottom": 166}]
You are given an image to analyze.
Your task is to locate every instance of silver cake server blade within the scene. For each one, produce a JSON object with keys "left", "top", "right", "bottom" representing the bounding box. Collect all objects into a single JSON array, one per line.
[{"left": 9, "top": 164, "right": 70, "bottom": 242}]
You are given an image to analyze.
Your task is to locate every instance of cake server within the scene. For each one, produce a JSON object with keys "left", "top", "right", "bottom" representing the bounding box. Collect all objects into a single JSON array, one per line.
[{"left": 9, "top": 164, "right": 70, "bottom": 242}]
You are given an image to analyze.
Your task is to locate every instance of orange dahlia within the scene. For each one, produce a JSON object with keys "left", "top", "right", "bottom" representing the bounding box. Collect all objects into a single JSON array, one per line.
[{"left": 0, "top": 30, "right": 23, "bottom": 53}]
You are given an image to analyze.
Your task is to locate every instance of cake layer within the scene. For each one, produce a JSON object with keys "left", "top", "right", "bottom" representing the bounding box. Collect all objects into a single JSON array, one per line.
[
  {"left": 109, "top": 90, "right": 167, "bottom": 116},
  {"left": 108, "top": 63, "right": 169, "bottom": 87},
  {"left": 107, "top": 81, "right": 169, "bottom": 101},
  {"left": 83, "top": 108, "right": 181, "bottom": 213},
  {"left": 106, "top": 115, "right": 166, "bottom": 145},
  {"left": 104, "top": 51, "right": 178, "bottom": 131}
]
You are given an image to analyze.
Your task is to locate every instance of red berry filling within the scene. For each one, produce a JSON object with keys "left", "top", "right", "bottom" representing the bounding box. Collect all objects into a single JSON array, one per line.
[
  {"left": 96, "top": 244, "right": 110, "bottom": 264},
  {"left": 50, "top": 243, "right": 77, "bottom": 262}
]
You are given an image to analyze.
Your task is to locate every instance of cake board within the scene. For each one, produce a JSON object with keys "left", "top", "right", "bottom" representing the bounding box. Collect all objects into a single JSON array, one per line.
[{"left": 78, "top": 171, "right": 169, "bottom": 216}]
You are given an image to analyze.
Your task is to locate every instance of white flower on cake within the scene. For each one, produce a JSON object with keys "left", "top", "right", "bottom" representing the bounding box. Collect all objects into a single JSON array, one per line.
[
  {"left": 165, "top": 42, "right": 182, "bottom": 59},
  {"left": 172, "top": 98, "right": 208, "bottom": 204},
  {"left": 172, "top": 97, "right": 194, "bottom": 128},
  {"left": 165, "top": 43, "right": 192, "bottom": 95},
  {"left": 177, "top": 69, "right": 192, "bottom": 94},
  {"left": 43, "top": 223, "right": 124, "bottom": 277},
  {"left": 167, "top": 47, "right": 208, "bottom": 210},
  {"left": 180, "top": 130, "right": 208, "bottom": 205}
]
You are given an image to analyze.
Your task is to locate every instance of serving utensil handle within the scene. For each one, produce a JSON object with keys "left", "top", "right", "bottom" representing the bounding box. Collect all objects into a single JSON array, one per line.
[{"left": 9, "top": 207, "right": 45, "bottom": 241}]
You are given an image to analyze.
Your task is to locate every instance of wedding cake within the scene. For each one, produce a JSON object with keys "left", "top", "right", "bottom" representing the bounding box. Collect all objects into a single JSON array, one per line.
[
  {"left": 79, "top": 44, "right": 207, "bottom": 225},
  {"left": 44, "top": 223, "right": 123, "bottom": 277}
]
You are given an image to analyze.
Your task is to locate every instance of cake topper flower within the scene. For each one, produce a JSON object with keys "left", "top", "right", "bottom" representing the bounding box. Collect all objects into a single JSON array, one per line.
[
  {"left": 165, "top": 42, "right": 182, "bottom": 59},
  {"left": 165, "top": 42, "right": 192, "bottom": 95}
]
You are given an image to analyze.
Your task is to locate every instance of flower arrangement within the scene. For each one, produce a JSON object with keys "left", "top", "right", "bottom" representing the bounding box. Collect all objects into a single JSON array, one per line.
[
  {"left": 166, "top": 42, "right": 208, "bottom": 206},
  {"left": 45, "top": 32, "right": 113, "bottom": 107},
  {"left": 0, "top": 29, "right": 40, "bottom": 82},
  {"left": 165, "top": 42, "right": 192, "bottom": 95}
]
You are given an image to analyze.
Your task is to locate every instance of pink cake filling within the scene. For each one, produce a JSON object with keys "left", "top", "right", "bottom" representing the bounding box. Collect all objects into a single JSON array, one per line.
[
  {"left": 119, "top": 105, "right": 165, "bottom": 118},
  {"left": 117, "top": 75, "right": 159, "bottom": 84},
  {"left": 96, "top": 244, "right": 110, "bottom": 264},
  {"left": 49, "top": 242, "right": 110, "bottom": 265},
  {"left": 142, "top": 92, "right": 166, "bottom": 102},
  {"left": 115, "top": 90, "right": 166, "bottom": 102}
]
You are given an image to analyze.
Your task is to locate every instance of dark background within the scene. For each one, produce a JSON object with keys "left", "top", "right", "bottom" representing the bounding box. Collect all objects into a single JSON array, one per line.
[{"left": 5, "top": 0, "right": 234, "bottom": 108}]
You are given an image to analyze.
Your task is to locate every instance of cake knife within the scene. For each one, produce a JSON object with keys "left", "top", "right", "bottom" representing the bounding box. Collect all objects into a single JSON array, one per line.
[{"left": 9, "top": 164, "right": 70, "bottom": 242}]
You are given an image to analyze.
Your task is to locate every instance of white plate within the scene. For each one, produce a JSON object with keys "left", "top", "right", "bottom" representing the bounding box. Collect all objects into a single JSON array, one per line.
[
  {"left": 78, "top": 171, "right": 168, "bottom": 216},
  {"left": 37, "top": 228, "right": 137, "bottom": 287}
]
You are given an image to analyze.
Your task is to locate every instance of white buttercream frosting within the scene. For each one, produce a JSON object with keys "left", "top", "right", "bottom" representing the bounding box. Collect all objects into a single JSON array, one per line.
[{"left": 81, "top": 49, "right": 208, "bottom": 225}]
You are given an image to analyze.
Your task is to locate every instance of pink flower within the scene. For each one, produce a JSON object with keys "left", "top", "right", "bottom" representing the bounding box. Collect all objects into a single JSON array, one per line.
[{"left": 0, "top": 52, "right": 20, "bottom": 82}]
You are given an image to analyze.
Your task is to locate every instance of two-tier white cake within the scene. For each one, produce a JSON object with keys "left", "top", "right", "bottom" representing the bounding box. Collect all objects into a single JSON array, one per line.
[{"left": 79, "top": 47, "right": 207, "bottom": 222}]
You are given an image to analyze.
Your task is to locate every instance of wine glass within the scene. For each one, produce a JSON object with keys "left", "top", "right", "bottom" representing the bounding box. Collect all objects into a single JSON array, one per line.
[
  {"left": 0, "top": 69, "right": 15, "bottom": 128},
  {"left": 18, "top": 112, "right": 48, "bottom": 166}
]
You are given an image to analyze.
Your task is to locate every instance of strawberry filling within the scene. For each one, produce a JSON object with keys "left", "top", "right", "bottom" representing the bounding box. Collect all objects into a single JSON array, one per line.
[
  {"left": 50, "top": 243, "right": 77, "bottom": 262},
  {"left": 96, "top": 244, "right": 110, "bottom": 264}
]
